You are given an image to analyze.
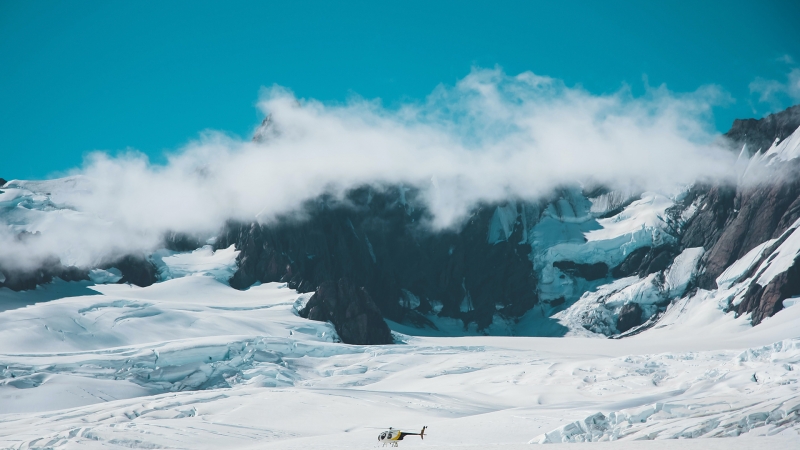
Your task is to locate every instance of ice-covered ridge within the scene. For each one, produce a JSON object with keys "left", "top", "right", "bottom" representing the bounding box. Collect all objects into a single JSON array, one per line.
[
  {"left": 763, "top": 125, "right": 800, "bottom": 164},
  {"left": 552, "top": 246, "right": 703, "bottom": 337},
  {"left": 528, "top": 190, "right": 680, "bottom": 307},
  {"left": 551, "top": 192, "right": 800, "bottom": 338},
  {"left": 689, "top": 215, "right": 800, "bottom": 317},
  {"left": 717, "top": 239, "right": 778, "bottom": 289},
  {"left": 584, "top": 193, "right": 674, "bottom": 245},
  {"left": 754, "top": 218, "right": 800, "bottom": 286}
]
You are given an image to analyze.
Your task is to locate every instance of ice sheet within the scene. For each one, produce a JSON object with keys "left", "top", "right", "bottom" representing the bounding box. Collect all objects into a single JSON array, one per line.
[{"left": 0, "top": 277, "right": 798, "bottom": 449}]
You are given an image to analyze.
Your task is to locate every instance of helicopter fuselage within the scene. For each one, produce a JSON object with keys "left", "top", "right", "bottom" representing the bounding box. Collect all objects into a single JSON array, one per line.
[{"left": 377, "top": 426, "right": 426, "bottom": 447}]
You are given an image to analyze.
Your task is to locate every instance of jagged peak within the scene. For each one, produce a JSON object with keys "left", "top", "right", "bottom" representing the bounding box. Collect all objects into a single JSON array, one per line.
[{"left": 725, "top": 104, "right": 800, "bottom": 156}]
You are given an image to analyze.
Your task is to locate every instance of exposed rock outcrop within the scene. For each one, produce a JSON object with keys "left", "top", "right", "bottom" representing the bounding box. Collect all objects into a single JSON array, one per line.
[
  {"left": 553, "top": 261, "right": 608, "bottom": 281},
  {"left": 0, "top": 253, "right": 157, "bottom": 291},
  {"left": 216, "top": 188, "right": 538, "bottom": 330},
  {"left": 616, "top": 302, "right": 643, "bottom": 333},
  {"left": 610, "top": 245, "right": 679, "bottom": 279},
  {"left": 163, "top": 232, "right": 204, "bottom": 252},
  {"left": 0, "top": 257, "right": 89, "bottom": 291},
  {"left": 103, "top": 254, "right": 158, "bottom": 287},
  {"left": 725, "top": 104, "right": 800, "bottom": 156},
  {"left": 0, "top": 232, "right": 90, "bottom": 291},
  {"left": 680, "top": 185, "right": 737, "bottom": 251},
  {"left": 298, "top": 279, "right": 393, "bottom": 345},
  {"left": 735, "top": 255, "right": 800, "bottom": 325},
  {"left": 696, "top": 177, "right": 800, "bottom": 289}
]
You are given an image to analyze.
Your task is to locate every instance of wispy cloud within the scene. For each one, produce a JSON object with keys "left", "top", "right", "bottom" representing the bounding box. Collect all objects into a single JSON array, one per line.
[
  {"left": 0, "top": 68, "right": 738, "bottom": 271},
  {"left": 750, "top": 67, "right": 800, "bottom": 107}
]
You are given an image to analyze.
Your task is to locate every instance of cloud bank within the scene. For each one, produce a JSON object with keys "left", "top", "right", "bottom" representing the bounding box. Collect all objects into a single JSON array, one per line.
[{"left": 0, "top": 68, "right": 739, "bottom": 271}]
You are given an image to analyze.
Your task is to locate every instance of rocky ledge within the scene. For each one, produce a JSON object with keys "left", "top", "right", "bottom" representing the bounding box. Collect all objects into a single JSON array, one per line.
[{"left": 298, "top": 278, "right": 394, "bottom": 345}]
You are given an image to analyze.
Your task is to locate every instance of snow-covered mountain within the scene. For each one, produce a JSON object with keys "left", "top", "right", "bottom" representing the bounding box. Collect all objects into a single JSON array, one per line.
[
  {"left": 1, "top": 106, "right": 800, "bottom": 448},
  {"left": 207, "top": 104, "right": 800, "bottom": 342}
]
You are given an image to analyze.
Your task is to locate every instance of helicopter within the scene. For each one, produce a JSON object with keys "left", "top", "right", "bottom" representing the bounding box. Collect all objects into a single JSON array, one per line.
[{"left": 377, "top": 426, "right": 427, "bottom": 447}]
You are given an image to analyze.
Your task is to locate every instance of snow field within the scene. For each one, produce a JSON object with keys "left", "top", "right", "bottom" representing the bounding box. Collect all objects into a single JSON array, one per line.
[{"left": 0, "top": 277, "right": 799, "bottom": 448}]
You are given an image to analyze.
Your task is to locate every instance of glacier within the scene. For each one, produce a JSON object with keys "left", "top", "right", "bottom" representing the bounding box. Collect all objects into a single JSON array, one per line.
[{"left": 0, "top": 275, "right": 799, "bottom": 448}]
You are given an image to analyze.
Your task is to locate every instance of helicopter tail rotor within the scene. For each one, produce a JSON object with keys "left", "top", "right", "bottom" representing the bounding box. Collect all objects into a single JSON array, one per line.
[{"left": 420, "top": 426, "right": 427, "bottom": 440}]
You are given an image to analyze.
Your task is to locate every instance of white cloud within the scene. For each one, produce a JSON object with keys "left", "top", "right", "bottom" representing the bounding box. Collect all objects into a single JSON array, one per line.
[
  {"left": 750, "top": 68, "right": 800, "bottom": 106},
  {"left": 0, "top": 68, "right": 739, "bottom": 272}
]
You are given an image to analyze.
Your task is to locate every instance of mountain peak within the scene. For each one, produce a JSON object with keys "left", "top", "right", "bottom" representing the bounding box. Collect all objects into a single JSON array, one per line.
[{"left": 725, "top": 104, "right": 800, "bottom": 156}]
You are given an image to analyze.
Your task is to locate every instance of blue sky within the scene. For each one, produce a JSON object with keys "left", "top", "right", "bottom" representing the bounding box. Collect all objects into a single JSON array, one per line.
[{"left": 1, "top": 0, "right": 799, "bottom": 180}]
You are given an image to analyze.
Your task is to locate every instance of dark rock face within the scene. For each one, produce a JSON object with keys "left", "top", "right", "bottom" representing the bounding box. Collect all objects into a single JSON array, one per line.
[
  {"left": 680, "top": 185, "right": 737, "bottom": 251},
  {"left": 610, "top": 245, "right": 679, "bottom": 279},
  {"left": 611, "top": 247, "right": 651, "bottom": 278},
  {"left": 553, "top": 261, "right": 608, "bottom": 281},
  {"left": 725, "top": 104, "right": 800, "bottom": 156},
  {"left": 616, "top": 302, "right": 643, "bottom": 333},
  {"left": 645, "top": 248, "right": 677, "bottom": 275},
  {"left": 735, "top": 255, "right": 800, "bottom": 325},
  {"left": 0, "top": 257, "right": 89, "bottom": 291},
  {"left": 298, "top": 279, "right": 393, "bottom": 345},
  {"left": 1, "top": 252, "right": 157, "bottom": 291},
  {"left": 0, "top": 178, "right": 6, "bottom": 187},
  {"left": 163, "top": 232, "right": 204, "bottom": 252},
  {"left": 216, "top": 187, "right": 538, "bottom": 330},
  {"left": 0, "top": 232, "right": 90, "bottom": 290},
  {"left": 104, "top": 255, "right": 158, "bottom": 287},
  {"left": 696, "top": 177, "right": 800, "bottom": 289}
]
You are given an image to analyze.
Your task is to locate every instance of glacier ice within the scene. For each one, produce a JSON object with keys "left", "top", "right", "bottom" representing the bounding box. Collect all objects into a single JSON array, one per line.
[{"left": 1, "top": 275, "right": 800, "bottom": 448}]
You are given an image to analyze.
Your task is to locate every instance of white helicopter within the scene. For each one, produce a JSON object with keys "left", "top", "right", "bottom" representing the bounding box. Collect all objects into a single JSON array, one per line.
[{"left": 377, "top": 426, "right": 427, "bottom": 447}]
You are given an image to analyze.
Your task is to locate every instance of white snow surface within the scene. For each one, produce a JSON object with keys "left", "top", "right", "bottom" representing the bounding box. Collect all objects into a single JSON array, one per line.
[
  {"left": 763, "top": 125, "right": 800, "bottom": 164},
  {"left": 529, "top": 191, "right": 677, "bottom": 305},
  {"left": 663, "top": 247, "right": 703, "bottom": 297},
  {"left": 716, "top": 239, "right": 778, "bottom": 290},
  {"left": 1, "top": 275, "right": 799, "bottom": 449},
  {"left": 153, "top": 244, "right": 240, "bottom": 283},
  {"left": 755, "top": 218, "right": 800, "bottom": 287}
]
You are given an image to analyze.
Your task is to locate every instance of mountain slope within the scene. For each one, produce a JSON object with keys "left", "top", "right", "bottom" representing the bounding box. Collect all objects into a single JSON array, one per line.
[{"left": 1, "top": 108, "right": 800, "bottom": 448}]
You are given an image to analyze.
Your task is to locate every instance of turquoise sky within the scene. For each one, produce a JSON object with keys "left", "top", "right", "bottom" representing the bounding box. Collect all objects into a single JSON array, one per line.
[{"left": 2, "top": 0, "right": 799, "bottom": 180}]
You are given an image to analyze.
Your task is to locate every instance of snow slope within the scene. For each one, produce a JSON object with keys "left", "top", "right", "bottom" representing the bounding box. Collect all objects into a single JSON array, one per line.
[{"left": 1, "top": 275, "right": 799, "bottom": 449}]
